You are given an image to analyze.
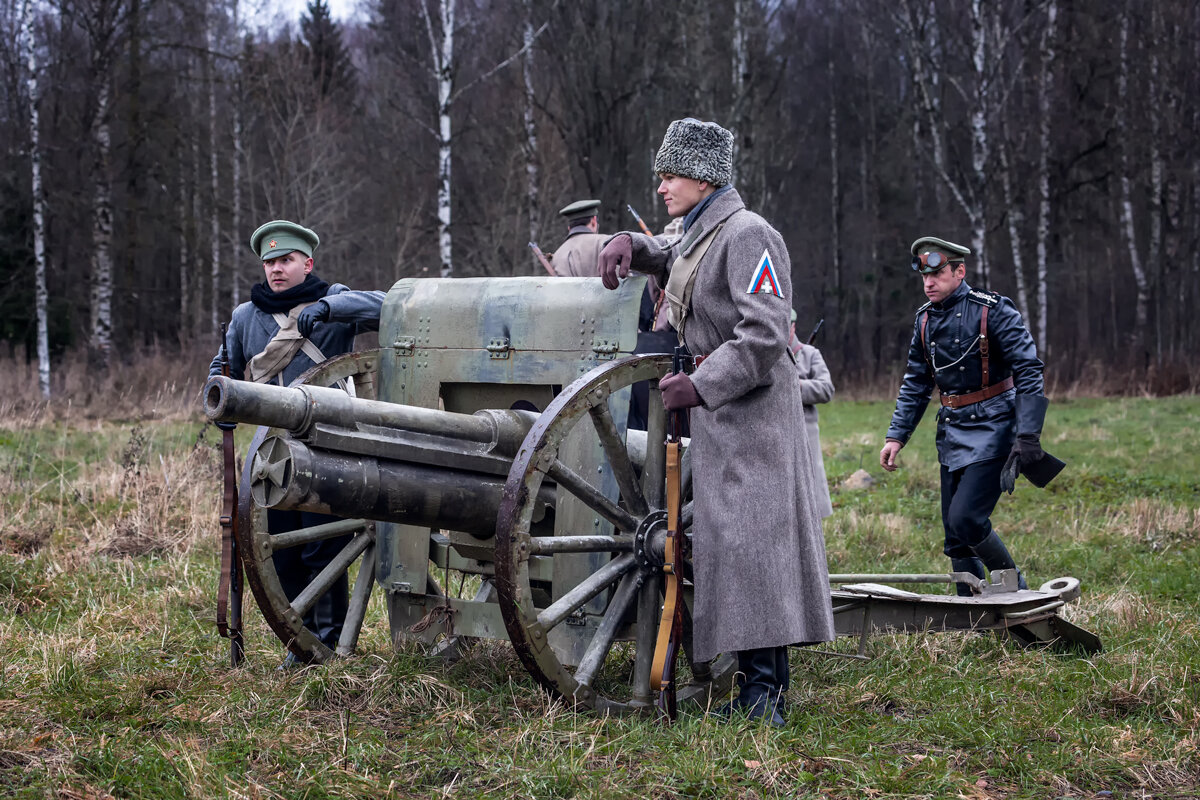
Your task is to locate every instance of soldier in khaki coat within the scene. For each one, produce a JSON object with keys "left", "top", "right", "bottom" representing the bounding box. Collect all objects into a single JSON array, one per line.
[
  {"left": 551, "top": 199, "right": 607, "bottom": 277},
  {"left": 599, "top": 118, "right": 835, "bottom": 726},
  {"left": 789, "top": 309, "right": 834, "bottom": 518}
]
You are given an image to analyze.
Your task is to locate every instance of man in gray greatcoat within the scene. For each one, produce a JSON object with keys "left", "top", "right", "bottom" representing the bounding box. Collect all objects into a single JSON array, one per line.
[
  {"left": 599, "top": 118, "right": 835, "bottom": 726},
  {"left": 880, "top": 236, "right": 1060, "bottom": 595},
  {"left": 209, "top": 220, "right": 385, "bottom": 662},
  {"left": 551, "top": 199, "right": 607, "bottom": 277},
  {"left": 789, "top": 309, "right": 834, "bottom": 519}
]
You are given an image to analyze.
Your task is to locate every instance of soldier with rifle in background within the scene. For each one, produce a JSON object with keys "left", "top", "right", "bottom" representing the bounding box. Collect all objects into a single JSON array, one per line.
[
  {"left": 549, "top": 199, "right": 607, "bottom": 277},
  {"left": 790, "top": 312, "right": 834, "bottom": 519},
  {"left": 209, "top": 220, "right": 384, "bottom": 666}
]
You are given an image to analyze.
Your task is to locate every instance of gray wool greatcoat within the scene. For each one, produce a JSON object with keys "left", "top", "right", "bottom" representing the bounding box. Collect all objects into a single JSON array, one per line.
[
  {"left": 208, "top": 284, "right": 385, "bottom": 385},
  {"left": 794, "top": 343, "right": 834, "bottom": 519},
  {"left": 626, "top": 187, "right": 835, "bottom": 661}
]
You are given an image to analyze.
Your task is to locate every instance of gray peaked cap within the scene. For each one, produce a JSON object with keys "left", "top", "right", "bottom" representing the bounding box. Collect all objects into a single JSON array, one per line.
[{"left": 653, "top": 118, "right": 734, "bottom": 187}]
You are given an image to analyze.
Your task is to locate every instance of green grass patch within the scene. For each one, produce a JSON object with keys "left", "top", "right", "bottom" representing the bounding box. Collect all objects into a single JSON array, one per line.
[{"left": 1, "top": 398, "right": 1197, "bottom": 798}]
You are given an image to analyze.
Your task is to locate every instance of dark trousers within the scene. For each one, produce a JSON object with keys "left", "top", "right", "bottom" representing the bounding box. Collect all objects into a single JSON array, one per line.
[
  {"left": 268, "top": 509, "right": 352, "bottom": 648},
  {"left": 940, "top": 457, "right": 1005, "bottom": 559}
]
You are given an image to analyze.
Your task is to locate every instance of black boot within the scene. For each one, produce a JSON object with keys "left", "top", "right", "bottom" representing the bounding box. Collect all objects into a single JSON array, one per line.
[
  {"left": 950, "top": 557, "right": 986, "bottom": 597},
  {"left": 971, "top": 532, "right": 1028, "bottom": 590},
  {"left": 735, "top": 648, "right": 786, "bottom": 727},
  {"left": 309, "top": 573, "right": 351, "bottom": 649}
]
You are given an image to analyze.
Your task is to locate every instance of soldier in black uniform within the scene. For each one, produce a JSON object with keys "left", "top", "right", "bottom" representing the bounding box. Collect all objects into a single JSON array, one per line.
[{"left": 880, "top": 236, "right": 1053, "bottom": 594}]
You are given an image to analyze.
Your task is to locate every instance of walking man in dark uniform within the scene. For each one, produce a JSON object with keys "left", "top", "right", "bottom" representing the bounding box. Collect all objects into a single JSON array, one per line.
[
  {"left": 551, "top": 199, "right": 607, "bottom": 277},
  {"left": 880, "top": 236, "right": 1057, "bottom": 594}
]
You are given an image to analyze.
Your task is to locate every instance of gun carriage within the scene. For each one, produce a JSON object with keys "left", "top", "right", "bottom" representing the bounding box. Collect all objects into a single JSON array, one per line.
[{"left": 205, "top": 276, "right": 1099, "bottom": 715}]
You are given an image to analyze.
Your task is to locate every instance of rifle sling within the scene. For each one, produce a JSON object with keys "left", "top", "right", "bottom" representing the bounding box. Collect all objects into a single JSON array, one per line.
[{"left": 650, "top": 439, "right": 684, "bottom": 719}]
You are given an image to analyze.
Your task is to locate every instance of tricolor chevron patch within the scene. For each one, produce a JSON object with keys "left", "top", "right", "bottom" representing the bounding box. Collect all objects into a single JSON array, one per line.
[{"left": 745, "top": 249, "right": 783, "bottom": 297}]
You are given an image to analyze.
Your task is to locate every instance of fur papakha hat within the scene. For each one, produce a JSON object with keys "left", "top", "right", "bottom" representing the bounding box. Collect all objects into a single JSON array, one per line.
[{"left": 653, "top": 118, "right": 734, "bottom": 187}]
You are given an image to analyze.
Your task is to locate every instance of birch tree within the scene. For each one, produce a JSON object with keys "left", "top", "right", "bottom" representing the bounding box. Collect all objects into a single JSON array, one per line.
[
  {"left": 1116, "top": 0, "right": 1149, "bottom": 365},
  {"left": 1033, "top": 0, "right": 1057, "bottom": 356},
  {"left": 420, "top": 0, "right": 455, "bottom": 277},
  {"left": 521, "top": 0, "right": 538, "bottom": 248},
  {"left": 21, "top": 0, "right": 49, "bottom": 396},
  {"left": 207, "top": 5, "right": 221, "bottom": 333}
]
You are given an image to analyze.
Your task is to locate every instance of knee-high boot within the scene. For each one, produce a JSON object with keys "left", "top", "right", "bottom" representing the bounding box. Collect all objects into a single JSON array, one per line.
[{"left": 736, "top": 648, "right": 786, "bottom": 727}]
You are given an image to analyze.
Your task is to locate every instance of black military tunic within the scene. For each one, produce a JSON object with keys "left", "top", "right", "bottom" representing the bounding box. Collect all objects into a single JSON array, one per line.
[{"left": 886, "top": 281, "right": 1045, "bottom": 470}]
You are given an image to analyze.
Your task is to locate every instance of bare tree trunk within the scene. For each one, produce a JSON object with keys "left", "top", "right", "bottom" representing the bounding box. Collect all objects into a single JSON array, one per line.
[
  {"left": 1034, "top": 0, "right": 1057, "bottom": 357},
  {"left": 827, "top": 22, "right": 841, "bottom": 314},
  {"left": 1147, "top": 3, "right": 1163, "bottom": 364},
  {"left": 207, "top": 12, "right": 221, "bottom": 331},
  {"left": 998, "top": 133, "right": 1030, "bottom": 324},
  {"left": 178, "top": 154, "right": 191, "bottom": 344},
  {"left": 421, "top": 0, "right": 455, "bottom": 278},
  {"left": 967, "top": 0, "right": 989, "bottom": 286},
  {"left": 89, "top": 74, "right": 114, "bottom": 371},
  {"left": 21, "top": 0, "right": 50, "bottom": 397},
  {"left": 729, "top": 0, "right": 747, "bottom": 185},
  {"left": 1117, "top": 1, "right": 1149, "bottom": 367},
  {"left": 231, "top": 0, "right": 242, "bottom": 306},
  {"left": 521, "top": 1, "right": 538, "bottom": 253}
]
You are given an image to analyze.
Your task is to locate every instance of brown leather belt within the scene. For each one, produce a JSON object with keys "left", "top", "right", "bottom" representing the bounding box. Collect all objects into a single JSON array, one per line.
[{"left": 940, "top": 376, "right": 1014, "bottom": 408}]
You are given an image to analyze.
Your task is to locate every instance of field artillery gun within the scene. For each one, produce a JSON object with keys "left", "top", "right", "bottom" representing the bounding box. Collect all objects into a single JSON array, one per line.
[{"left": 205, "top": 276, "right": 1099, "bottom": 714}]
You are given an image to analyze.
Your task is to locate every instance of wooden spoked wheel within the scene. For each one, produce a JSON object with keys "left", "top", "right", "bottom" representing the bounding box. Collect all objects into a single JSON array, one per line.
[
  {"left": 494, "top": 355, "right": 736, "bottom": 714},
  {"left": 237, "top": 350, "right": 383, "bottom": 664}
]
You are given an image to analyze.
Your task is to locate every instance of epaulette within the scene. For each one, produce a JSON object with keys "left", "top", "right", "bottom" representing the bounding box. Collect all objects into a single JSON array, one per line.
[
  {"left": 966, "top": 288, "right": 1000, "bottom": 308},
  {"left": 915, "top": 300, "right": 932, "bottom": 314}
]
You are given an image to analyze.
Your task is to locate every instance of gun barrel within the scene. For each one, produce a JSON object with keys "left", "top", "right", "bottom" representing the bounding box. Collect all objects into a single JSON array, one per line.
[{"left": 205, "top": 376, "right": 498, "bottom": 443}]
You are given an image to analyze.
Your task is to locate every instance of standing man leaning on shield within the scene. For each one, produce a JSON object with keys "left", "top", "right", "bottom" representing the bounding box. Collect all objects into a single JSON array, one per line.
[
  {"left": 880, "top": 236, "right": 1064, "bottom": 595},
  {"left": 598, "top": 118, "right": 836, "bottom": 726}
]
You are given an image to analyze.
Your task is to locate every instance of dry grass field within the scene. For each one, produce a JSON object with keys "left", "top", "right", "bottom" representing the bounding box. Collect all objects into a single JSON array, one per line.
[{"left": 0, "top": 350, "right": 1197, "bottom": 799}]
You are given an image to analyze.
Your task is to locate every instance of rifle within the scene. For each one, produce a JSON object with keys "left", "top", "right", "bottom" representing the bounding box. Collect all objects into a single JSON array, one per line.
[
  {"left": 626, "top": 204, "right": 654, "bottom": 237},
  {"left": 807, "top": 318, "right": 824, "bottom": 345},
  {"left": 650, "top": 346, "right": 688, "bottom": 722},
  {"left": 215, "top": 323, "right": 245, "bottom": 667},
  {"left": 528, "top": 241, "right": 556, "bottom": 277}
]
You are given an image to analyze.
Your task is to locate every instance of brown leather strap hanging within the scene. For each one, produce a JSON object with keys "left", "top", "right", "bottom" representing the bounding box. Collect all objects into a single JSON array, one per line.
[{"left": 920, "top": 312, "right": 931, "bottom": 367}]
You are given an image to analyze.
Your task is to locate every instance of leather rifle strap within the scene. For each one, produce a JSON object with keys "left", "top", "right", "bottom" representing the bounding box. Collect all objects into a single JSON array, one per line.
[
  {"left": 650, "top": 439, "right": 683, "bottom": 720},
  {"left": 216, "top": 427, "right": 237, "bottom": 640}
]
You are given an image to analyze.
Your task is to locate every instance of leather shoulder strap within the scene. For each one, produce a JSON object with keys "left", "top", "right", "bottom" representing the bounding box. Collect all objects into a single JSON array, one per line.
[{"left": 663, "top": 222, "right": 725, "bottom": 342}]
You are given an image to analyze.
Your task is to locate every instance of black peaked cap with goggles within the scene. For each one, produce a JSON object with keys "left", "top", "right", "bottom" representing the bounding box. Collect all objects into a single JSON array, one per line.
[{"left": 910, "top": 236, "right": 971, "bottom": 274}]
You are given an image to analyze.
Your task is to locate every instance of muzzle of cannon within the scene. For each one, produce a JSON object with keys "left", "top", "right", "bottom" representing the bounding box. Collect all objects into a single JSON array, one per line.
[{"left": 211, "top": 275, "right": 1098, "bottom": 717}]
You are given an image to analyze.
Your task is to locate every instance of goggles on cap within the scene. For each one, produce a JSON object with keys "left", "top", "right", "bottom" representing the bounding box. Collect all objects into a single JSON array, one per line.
[{"left": 911, "top": 251, "right": 961, "bottom": 274}]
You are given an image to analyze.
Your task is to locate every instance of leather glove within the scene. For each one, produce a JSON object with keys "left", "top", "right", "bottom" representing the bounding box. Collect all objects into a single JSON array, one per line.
[
  {"left": 215, "top": 420, "right": 237, "bottom": 432},
  {"left": 1000, "top": 434, "right": 1045, "bottom": 494},
  {"left": 598, "top": 234, "right": 633, "bottom": 290},
  {"left": 660, "top": 372, "right": 702, "bottom": 411},
  {"left": 296, "top": 301, "right": 329, "bottom": 337}
]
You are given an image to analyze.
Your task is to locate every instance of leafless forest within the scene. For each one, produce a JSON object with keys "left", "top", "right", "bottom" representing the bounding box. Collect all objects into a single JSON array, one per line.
[{"left": 0, "top": 0, "right": 1196, "bottom": 395}]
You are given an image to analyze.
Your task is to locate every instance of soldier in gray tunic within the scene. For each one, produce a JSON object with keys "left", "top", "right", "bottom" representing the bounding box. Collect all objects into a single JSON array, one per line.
[
  {"left": 599, "top": 119, "right": 835, "bottom": 726},
  {"left": 209, "top": 220, "right": 385, "bottom": 660},
  {"left": 551, "top": 199, "right": 607, "bottom": 277},
  {"left": 789, "top": 310, "right": 834, "bottom": 519},
  {"left": 880, "top": 236, "right": 1056, "bottom": 594}
]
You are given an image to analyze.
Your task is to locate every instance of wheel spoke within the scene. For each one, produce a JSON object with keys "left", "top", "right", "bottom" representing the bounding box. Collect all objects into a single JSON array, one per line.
[
  {"left": 630, "top": 569, "right": 660, "bottom": 706},
  {"left": 527, "top": 535, "right": 634, "bottom": 555},
  {"left": 335, "top": 542, "right": 376, "bottom": 656},
  {"left": 545, "top": 458, "right": 640, "bottom": 532},
  {"left": 291, "top": 531, "right": 373, "bottom": 618},
  {"left": 574, "top": 569, "right": 643, "bottom": 687},
  {"left": 589, "top": 401, "right": 650, "bottom": 517},
  {"left": 535, "top": 553, "right": 635, "bottom": 632},
  {"left": 641, "top": 384, "right": 667, "bottom": 509},
  {"left": 269, "top": 518, "right": 368, "bottom": 552}
]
